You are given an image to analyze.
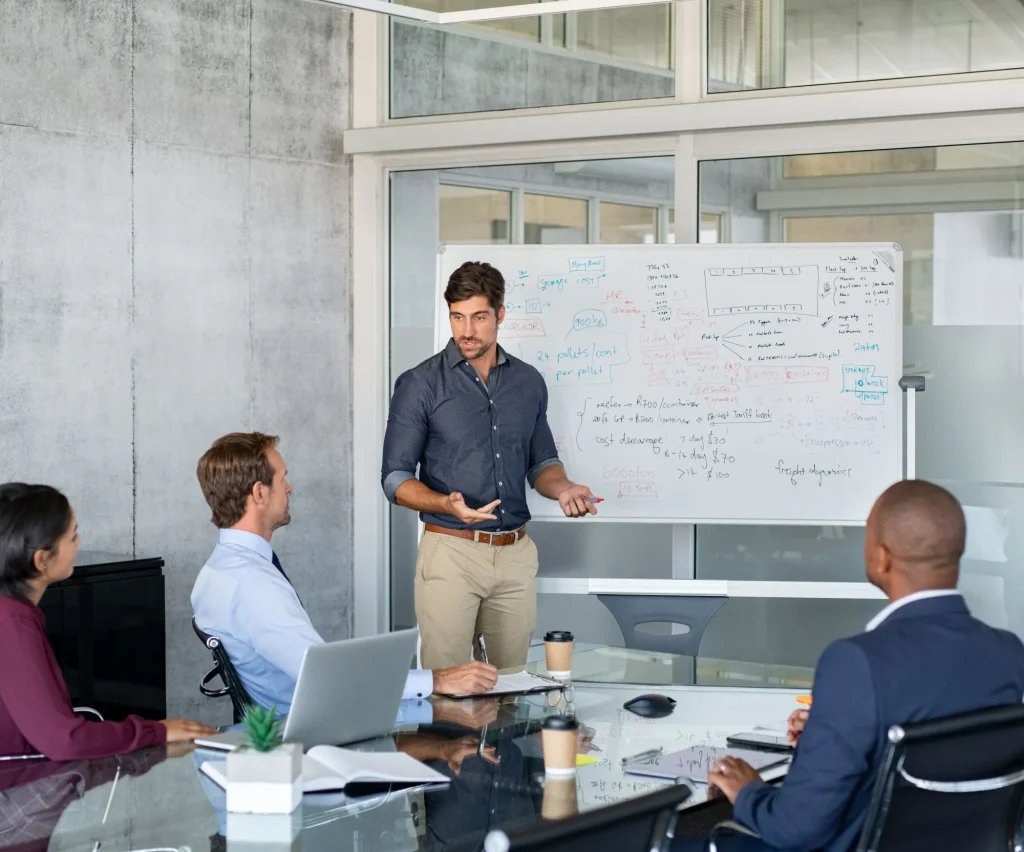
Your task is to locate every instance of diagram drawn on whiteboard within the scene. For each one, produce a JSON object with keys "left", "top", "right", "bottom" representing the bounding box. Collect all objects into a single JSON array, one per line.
[{"left": 704, "top": 265, "right": 820, "bottom": 317}]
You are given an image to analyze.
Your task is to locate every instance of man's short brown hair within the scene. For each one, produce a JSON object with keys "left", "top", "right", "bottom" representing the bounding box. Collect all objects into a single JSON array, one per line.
[
  {"left": 444, "top": 261, "right": 505, "bottom": 313},
  {"left": 197, "top": 432, "right": 280, "bottom": 528}
]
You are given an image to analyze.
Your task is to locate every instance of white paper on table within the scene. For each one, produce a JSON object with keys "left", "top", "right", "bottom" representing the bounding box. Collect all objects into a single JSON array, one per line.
[
  {"left": 963, "top": 505, "right": 1009, "bottom": 563},
  {"left": 478, "top": 671, "right": 562, "bottom": 696}
]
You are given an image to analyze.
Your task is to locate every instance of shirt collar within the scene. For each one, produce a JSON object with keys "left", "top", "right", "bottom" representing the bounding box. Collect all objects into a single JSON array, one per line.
[
  {"left": 443, "top": 337, "right": 508, "bottom": 368},
  {"left": 865, "top": 589, "right": 962, "bottom": 631},
  {"left": 218, "top": 528, "right": 274, "bottom": 565}
]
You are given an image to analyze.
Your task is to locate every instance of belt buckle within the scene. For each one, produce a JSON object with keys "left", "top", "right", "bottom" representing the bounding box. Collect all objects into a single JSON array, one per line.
[{"left": 474, "top": 529, "right": 517, "bottom": 546}]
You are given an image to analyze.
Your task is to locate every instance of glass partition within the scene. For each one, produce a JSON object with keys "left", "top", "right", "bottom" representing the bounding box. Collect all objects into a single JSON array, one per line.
[
  {"left": 388, "top": 142, "right": 1024, "bottom": 674},
  {"left": 524, "top": 193, "right": 588, "bottom": 244},
  {"left": 439, "top": 185, "right": 512, "bottom": 244},
  {"left": 390, "top": 157, "right": 675, "bottom": 633},
  {"left": 390, "top": 3, "right": 674, "bottom": 117},
  {"left": 599, "top": 201, "right": 658, "bottom": 243},
  {"left": 708, "top": 0, "right": 1024, "bottom": 93},
  {"left": 696, "top": 142, "right": 1024, "bottom": 662}
]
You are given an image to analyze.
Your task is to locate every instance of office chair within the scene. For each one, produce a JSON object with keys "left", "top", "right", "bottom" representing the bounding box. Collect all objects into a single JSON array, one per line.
[
  {"left": 709, "top": 703, "right": 1024, "bottom": 852},
  {"left": 707, "top": 820, "right": 762, "bottom": 852},
  {"left": 192, "top": 617, "right": 254, "bottom": 722},
  {"left": 856, "top": 702, "right": 1024, "bottom": 852},
  {"left": 596, "top": 594, "right": 727, "bottom": 657},
  {"left": 483, "top": 781, "right": 693, "bottom": 852}
]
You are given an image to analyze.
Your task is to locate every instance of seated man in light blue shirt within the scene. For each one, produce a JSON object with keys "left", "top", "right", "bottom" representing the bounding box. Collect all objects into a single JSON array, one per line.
[{"left": 191, "top": 432, "right": 497, "bottom": 718}]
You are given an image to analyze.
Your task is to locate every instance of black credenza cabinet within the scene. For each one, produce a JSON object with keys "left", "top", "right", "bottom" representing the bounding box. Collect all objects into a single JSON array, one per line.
[{"left": 39, "top": 552, "right": 167, "bottom": 721}]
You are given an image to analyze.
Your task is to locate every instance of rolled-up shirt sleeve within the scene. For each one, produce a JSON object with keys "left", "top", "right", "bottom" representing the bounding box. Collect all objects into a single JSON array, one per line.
[
  {"left": 526, "top": 381, "right": 561, "bottom": 487},
  {"left": 382, "top": 372, "right": 431, "bottom": 504}
]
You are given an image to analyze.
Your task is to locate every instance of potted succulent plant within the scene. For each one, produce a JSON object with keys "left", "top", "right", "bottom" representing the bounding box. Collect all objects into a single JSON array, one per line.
[{"left": 226, "top": 705, "right": 302, "bottom": 814}]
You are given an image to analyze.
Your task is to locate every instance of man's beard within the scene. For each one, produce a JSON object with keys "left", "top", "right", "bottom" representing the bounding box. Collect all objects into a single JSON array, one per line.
[{"left": 458, "top": 338, "right": 494, "bottom": 360}]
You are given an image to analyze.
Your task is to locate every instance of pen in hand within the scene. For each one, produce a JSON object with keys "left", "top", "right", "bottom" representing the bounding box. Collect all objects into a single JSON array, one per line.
[{"left": 477, "top": 634, "right": 489, "bottom": 665}]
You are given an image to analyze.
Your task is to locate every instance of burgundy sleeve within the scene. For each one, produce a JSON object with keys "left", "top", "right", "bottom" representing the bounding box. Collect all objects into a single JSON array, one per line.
[{"left": 0, "top": 613, "right": 166, "bottom": 761}]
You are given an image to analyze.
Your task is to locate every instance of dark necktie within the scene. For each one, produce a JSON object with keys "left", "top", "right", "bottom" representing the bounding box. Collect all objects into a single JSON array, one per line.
[
  {"left": 272, "top": 551, "right": 302, "bottom": 605},
  {"left": 272, "top": 551, "right": 295, "bottom": 590}
]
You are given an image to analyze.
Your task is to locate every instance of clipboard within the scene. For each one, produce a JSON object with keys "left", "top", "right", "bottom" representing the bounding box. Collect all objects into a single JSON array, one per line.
[{"left": 436, "top": 671, "right": 566, "bottom": 699}]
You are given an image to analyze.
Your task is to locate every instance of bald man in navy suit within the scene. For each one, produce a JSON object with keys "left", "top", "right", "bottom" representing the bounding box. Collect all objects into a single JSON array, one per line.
[{"left": 681, "top": 481, "right": 1024, "bottom": 852}]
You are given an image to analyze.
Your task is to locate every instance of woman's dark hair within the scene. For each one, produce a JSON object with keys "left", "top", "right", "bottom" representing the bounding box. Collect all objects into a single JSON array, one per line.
[{"left": 0, "top": 483, "right": 73, "bottom": 601}]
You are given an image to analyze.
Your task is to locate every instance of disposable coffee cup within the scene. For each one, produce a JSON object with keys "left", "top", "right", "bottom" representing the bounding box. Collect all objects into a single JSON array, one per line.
[
  {"left": 541, "top": 775, "right": 579, "bottom": 819},
  {"left": 544, "top": 630, "right": 574, "bottom": 679},
  {"left": 541, "top": 715, "right": 579, "bottom": 777}
]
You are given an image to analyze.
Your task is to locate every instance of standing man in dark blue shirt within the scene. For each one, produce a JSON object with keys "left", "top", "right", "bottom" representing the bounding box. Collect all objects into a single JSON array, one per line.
[{"left": 382, "top": 261, "right": 597, "bottom": 670}]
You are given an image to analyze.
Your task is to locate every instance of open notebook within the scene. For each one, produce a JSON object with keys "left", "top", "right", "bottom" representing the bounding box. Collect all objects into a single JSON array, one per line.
[{"left": 200, "top": 745, "right": 450, "bottom": 797}]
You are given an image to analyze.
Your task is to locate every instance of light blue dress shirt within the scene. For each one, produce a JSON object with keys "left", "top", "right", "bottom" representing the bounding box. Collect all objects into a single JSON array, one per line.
[{"left": 191, "top": 529, "right": 433, "bottom": 721}]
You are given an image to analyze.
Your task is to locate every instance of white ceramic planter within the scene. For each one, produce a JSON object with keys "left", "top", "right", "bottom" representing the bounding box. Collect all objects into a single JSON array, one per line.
[
  {"left": 226, "top": 809, "right": 303, "bottom": 852},
  {"left": 226, "top": 742, "right": 302, "bottom": 814}
]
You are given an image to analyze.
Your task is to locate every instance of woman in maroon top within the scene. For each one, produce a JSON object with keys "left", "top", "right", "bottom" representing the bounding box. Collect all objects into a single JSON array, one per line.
[{"left": 0, "top": 483, "right": 216, "bottom": 760}]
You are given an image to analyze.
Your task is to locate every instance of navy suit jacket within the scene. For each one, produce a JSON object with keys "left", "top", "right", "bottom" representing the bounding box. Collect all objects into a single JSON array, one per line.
[{"left": 732, "top": 594, "right": 1024, "bottom": 852}]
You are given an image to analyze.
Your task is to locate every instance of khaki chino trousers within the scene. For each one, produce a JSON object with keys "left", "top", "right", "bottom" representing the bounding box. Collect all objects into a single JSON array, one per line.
[{"left": 414, "top": 530, "right": 539, "bottom": 671}]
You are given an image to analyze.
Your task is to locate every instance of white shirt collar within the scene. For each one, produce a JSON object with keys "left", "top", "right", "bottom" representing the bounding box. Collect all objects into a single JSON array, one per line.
[
  {"left": 865, "top": 589, "right": 962, "bottom": 632},
  {"left": 218, "top": 528, "right": 274, "bottom": 565}
]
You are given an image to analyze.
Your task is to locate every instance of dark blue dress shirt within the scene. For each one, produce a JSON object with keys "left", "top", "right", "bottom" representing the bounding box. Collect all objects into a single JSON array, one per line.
[{"left": 381, "top": 338, "right": 562, "bottom": 531}]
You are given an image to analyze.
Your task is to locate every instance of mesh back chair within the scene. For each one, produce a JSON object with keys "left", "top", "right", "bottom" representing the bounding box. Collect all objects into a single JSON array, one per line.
[
  {"left": 710, "top": 703, "right": 1024, "bottom": 852},
  {"left": 192, "top": 617, "right": 253, "bottom": 722},
  {"left": 483, "top": 782, "right": 693, "bottom": 852}
]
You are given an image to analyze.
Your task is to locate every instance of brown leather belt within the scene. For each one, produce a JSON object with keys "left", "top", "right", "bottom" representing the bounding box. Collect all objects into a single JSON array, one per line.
[{"left": 424, "top": 524, "right": 526, "bottom": 547}]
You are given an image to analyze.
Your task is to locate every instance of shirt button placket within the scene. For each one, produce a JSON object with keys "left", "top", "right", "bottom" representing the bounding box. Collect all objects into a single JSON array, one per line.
[{"left": 491, "top": 396, "right": 502, "bottom": 522}]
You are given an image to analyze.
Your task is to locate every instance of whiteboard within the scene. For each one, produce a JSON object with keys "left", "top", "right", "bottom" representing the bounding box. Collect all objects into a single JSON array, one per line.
[{"left": 435, "top": 243, "right": 903, "bottom": 525}]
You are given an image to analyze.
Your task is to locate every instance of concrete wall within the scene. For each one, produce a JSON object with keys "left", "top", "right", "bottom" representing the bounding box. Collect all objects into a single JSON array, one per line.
[
  {"left": 0, "top": 0, "right": 353, "bottom": 724},
  {"left": 390, "top": 21, "right": 673, "bottom": 117}
]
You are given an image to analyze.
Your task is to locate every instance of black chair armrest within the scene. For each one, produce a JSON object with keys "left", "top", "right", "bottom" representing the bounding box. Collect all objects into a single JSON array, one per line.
[
  {"left": 651, "top": 802, "right": 689, "bottom": 852},
  {"left": 709, "top": 820, "right": 761, "bottom": 852},
  {"left": 200, "top": 666, "right": 231, "bottom": 699}
]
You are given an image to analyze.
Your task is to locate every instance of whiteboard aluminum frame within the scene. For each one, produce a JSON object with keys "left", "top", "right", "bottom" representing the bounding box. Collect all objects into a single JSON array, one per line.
[{"left": 434, "top": 241, "right": 903, "bottom": 526}]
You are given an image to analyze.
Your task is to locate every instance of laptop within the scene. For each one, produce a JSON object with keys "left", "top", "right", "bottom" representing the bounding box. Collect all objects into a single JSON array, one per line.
[{"left": 196, "top": 628, "right": 420, "bottom": 751}]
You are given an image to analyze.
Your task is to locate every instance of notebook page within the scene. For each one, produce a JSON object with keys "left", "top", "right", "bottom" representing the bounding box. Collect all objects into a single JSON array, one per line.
[
  {"left": 199, "top": 757, "right": 346, "bottom": 794},
  {"left": 307, "top": 746, "right": 448, "bottom": 786},
  {"left": 446, "top": 671, "right": 559, "bottom": 697},
  {"left": 626, "top": 745, "right": 789, "bottom": 783}
]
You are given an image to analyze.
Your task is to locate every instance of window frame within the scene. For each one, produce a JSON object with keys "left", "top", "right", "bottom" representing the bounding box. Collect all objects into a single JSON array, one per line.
[
  {"left": 351, "top": 15, "right": 1024, "bottom": 635},
  {"left": 352, "top": 0, "right": 1024, "bottom": 138},
  {"left": 438, "top": 171, "right": 676, "bottom": 248}
]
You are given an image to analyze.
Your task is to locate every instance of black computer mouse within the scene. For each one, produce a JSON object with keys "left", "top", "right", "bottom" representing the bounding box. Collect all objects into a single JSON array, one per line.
[{"left": 623, "top": 693, "right": 677, "bottom": 719}]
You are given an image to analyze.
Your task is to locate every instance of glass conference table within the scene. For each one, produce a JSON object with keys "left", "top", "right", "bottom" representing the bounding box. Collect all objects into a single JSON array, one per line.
[{"left": 2, "top": 648, "right": 811, "bottom": 852}]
